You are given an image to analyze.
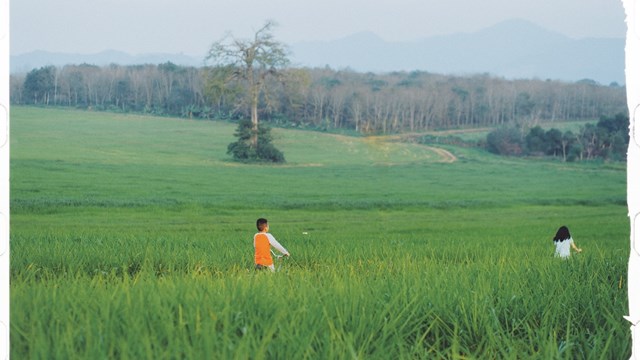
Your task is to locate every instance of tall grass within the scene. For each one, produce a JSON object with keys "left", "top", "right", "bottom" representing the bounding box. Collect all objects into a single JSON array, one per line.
[
  {"left": 10, "top": 107, "right": 630, "bottom": 358},
  {"left": 12, "top": 237, "right": 628, "bottom": 358}
]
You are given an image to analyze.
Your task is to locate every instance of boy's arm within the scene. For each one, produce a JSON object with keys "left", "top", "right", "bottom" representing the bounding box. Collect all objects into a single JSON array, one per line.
[{"left": 266, "top": 233, "right": 290, "bottom": 256}]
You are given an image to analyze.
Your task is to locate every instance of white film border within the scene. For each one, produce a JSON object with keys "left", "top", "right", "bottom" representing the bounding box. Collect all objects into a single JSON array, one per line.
[
  {"left": 0, "top": 0, "right": 9, "bottom": 357},
  {"left": 624, "top": 0, "right": 640, "bottom": 358},
  {"left": 0, "top": 322, "right": 5, "bottom": 360},
  {"left": 636, "top": 0, "right": 640, "bottom": 39}
]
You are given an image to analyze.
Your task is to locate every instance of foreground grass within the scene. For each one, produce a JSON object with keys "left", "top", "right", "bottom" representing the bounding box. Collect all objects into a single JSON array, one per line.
[
  {"left": 12, "top": 249, "right": 628, "bottom": 359},
  {"left": 10, "top": 107, "right": 630, "bottom": 359}
]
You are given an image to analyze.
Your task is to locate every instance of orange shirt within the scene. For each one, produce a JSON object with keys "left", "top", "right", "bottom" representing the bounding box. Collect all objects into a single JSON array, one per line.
[
  {"left": 254, "top": 231, "right": 289, "bottom": 266},
  {"left": 254, "top": 233, "right": 273, "bottom": 266}
]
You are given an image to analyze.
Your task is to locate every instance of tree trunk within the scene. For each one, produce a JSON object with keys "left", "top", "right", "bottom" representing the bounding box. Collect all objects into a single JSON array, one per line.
[
  {"left": 250, "top": 85, "right": 259, "bottom": 149},
  {"left": 246, "top": 61, "right": 260, "bottom": 149}
]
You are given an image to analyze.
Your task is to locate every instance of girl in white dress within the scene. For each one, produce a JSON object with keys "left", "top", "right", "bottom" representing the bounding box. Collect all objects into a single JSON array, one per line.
[{"left": 553, "top": 225, "right": 582, "bottom": 258}]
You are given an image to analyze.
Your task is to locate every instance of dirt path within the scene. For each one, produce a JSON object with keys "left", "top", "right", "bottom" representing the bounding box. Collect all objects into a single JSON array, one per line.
[
  {"left": 424, "top": 145, "right": 457, "bottom": 163},
  {"left": 364, "top": 134, "right": 458, "bottom": 163}
]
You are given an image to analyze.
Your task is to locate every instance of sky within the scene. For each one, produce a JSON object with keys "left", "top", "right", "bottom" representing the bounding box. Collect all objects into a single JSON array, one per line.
[{"left": 11, "top": 0, "right": 626, "bottom": 57}]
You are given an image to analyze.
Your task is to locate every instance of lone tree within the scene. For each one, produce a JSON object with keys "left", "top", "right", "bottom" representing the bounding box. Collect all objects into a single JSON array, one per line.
[{"left": 205, "top": 20, "right": 289, "bottom": 163}]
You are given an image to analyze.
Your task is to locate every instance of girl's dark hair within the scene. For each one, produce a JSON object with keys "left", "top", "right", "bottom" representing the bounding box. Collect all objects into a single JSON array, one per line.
[{"left": 553, "top": 226, "right": 571, "bottom": 242}]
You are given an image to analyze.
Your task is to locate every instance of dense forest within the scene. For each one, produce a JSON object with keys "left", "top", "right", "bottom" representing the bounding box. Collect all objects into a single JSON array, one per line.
[
  {"left": 483, "top": 113, "right": 629, "bottom": 161},
  {"left": 11, "top": 62, "right": 627, "bottom": 135}
]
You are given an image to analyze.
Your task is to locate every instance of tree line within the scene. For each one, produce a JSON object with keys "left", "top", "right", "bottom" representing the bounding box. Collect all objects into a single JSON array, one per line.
[
  {"left": 11, "top": 62, "right": 207, "bottom": 118},
  {"left": 11, "top": 62, "right": 627, "bottom": 135},
  {"left": 483, "top": 113, "right": 629, "bottom": 162}
]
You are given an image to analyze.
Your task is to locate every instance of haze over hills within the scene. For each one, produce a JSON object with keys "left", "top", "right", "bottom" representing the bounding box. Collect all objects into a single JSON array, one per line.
[
  {"left": 10, "top": 50, "right": 204, "bottom": 74},
  {"left": 291, "top": 19, "right": 624, "bottom": 85},
  {"left": 11, "top": 19, "right": 624, "bottom": 85}
]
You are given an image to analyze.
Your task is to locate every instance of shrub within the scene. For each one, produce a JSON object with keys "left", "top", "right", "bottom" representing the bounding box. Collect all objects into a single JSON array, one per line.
[
  {"left": 486, "top": 127, "right": 524, "bottom": 156},
  {"left": 227, "top": 119, "right": 285, "bottom": 163}
]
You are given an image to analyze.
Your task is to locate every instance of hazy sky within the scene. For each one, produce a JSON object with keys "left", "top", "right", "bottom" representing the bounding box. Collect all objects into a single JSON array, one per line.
[{"left": 11, "top": 0, "right": 626, "bottom": 56}]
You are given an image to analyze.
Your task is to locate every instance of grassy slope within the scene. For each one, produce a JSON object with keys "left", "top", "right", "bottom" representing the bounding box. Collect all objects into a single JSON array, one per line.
[{"left": 10, "top": 107, "right": 630, "bottom": 358}]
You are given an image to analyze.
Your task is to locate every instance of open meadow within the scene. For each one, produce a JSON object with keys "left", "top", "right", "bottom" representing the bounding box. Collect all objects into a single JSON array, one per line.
[{"left": 10, "top": 107, "right": 630, "bottom": 359}]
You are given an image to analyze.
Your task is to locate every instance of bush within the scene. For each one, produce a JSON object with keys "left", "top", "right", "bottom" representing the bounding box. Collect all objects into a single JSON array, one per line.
[
  {"left": 227, "top": 119, "right": 285, "bottom": 163},
  {"left": 486, "top": 127, "right": 524, "bottom": 156}
]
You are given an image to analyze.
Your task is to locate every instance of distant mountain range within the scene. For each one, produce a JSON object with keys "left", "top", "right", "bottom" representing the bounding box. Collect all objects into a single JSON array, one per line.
[
  {"left": 291, "top": 19, "right": 625, "bottom": 85},
  {"left": 11, "top": 19, "right": 625, "bottom": 85}
]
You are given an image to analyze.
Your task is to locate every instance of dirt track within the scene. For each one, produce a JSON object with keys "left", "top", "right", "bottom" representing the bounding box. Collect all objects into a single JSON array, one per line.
[
  {"left": 424, "top": 145, "right": 457, "bottom": 163},
  {"left": 364, "top": 134, "right": 458, "bottom": 163}
]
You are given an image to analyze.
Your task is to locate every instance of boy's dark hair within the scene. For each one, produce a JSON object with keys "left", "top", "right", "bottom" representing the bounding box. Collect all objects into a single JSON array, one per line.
[
  {"left": 553, "top": 226, "right": 571, "bottom": 242},
  {"left": 257, "top": 218, "right": 268, "bottom": 231}
]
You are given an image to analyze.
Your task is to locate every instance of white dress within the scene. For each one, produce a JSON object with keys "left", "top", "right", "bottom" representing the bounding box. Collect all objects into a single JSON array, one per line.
[{"left": 554, "top": 237, "right": 573, "bottom": 258}]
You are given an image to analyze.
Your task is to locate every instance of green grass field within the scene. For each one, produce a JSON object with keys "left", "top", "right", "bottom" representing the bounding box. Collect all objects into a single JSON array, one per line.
[{"left": 10, "top": 107, "right": 630, "bottom": 359}]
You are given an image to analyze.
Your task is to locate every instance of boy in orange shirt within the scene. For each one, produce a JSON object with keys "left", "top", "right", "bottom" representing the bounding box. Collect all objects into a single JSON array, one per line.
[{"left": 254, "top": 218, "right": 290, "bottom": 271}]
